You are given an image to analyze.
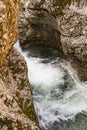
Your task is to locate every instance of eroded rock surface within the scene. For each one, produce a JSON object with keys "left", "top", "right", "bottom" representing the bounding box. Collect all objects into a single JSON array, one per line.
[
  {"left": 58, "top": 1, "right": 87, "bottom": 81},
  {"left": 0, "top": 0, "right": 19, "bottom": 67},
  {"left": 19, "top": 0, "right": 62, "bottom": 50},
  {"left": 19, "top": 0, "right": 87, "bottom": 81},
  {"left": 0, "top": 48, "right": 40, "bottom": 130}
]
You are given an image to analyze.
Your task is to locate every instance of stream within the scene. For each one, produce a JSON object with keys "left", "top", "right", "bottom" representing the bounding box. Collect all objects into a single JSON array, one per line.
[{"left": 15, "top": 41, "right": 87, "bottom": 130}]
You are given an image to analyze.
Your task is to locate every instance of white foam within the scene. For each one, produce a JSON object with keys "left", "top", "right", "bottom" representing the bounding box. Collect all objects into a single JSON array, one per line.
[{"left": 15, "top": 41, "right": 87, "bottom": 129}]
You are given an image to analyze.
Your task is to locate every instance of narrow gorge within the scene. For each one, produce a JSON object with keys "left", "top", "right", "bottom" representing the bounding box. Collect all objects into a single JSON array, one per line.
[
  {"left": 18, "top": 0, "right": 87, "bottom": 130},
  {"left": 0, "top": 0, "right": 87, "bottom": 130}
]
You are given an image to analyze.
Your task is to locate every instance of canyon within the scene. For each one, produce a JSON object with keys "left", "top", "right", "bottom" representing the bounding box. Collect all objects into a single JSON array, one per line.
[{"left": 0, "top": 0, "right": 87, "bottom": 130}]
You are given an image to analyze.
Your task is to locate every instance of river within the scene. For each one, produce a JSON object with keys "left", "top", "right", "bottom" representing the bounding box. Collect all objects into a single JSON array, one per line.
[{"left": 15, "top": 41, "right": 87, "bottom": 130}]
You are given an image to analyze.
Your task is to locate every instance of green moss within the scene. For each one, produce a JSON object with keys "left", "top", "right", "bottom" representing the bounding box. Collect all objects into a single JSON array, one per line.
[
  {"left": 23, "top": 103, "right": 38, "bottom": 122},
  {"left": 59, "top": 0, "right": 71, "bottom": 10},
  {"left": 0, "top": 118, "right": 13, "bottom": 130},
  {"left": 52, "top": 0, "right": 71, "bottom": 16},
  {"left": 19, "top": 79, "right": 26, "bottom": 90},
  {"left": 16, "top": 120, "right": 23, "bottom": 130},
  {"left": 15, "top": 96, "right": 38, "bottom": 124}
]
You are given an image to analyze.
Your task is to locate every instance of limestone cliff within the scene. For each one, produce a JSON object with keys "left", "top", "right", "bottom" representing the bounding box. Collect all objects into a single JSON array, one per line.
[
  {"left": 19, "top": 0, "right": 87, "bottom": 81},
  {"left": 0, "top": 0, "right": 19, "bottom": 67}
]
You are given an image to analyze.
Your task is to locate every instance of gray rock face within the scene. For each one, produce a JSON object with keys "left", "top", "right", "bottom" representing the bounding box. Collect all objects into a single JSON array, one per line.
[
  {"left": 19, "top": 0, "right": 62, "bottom": 50},
  {"left": 0, "top": 48, "right": 40, "bottom": 130},
  {"left": 19, "top": 0, "right": 87, "bottom": 81},
  {"left": 59, "top": 5, "right": 87, "bottom": 62},
  {"left": 58, "top": 2, "right": 87, "bottom": 81}
]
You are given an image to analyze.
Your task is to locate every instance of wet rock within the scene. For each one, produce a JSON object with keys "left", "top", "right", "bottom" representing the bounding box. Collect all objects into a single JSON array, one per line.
[
  {"left": 71, "top": 59, "right": 87, "bottom": 81},
  {"left": 0, "top": 48, "right": 40, "bottom": 130}
]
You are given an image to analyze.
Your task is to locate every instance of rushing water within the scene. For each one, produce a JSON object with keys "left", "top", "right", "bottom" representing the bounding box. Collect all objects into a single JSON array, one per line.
[{"left": 15, "top": 42, "right": 87, "bottom": 130}]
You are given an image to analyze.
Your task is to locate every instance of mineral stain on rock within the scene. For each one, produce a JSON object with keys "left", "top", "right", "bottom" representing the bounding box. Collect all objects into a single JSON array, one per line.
[{"left": 0, "top": 0, "right": 19, "bottom": 67}]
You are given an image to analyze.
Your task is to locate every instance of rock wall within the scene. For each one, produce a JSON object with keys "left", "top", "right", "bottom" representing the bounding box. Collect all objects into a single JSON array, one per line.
[
  {"left": 19, "top": 0, "right": 62, "bottom": 50},
  {"left": 19, "top": 0, "right": 87, "bottom": 81},
  {"left": 0, "top": 0, "right": 40, "bottom": 129},
  {"left": 58, "top": 0, "right": 87, "bottom": 81},
  {"left": 0, "top": 48, "right": 40, "bottom": 130},
  {"left": 0, "top": 0, "right": 19, "bottom": 67}
]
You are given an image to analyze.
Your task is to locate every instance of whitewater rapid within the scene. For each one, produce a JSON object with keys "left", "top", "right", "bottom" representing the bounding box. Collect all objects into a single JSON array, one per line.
[{"left": 15, "top": 42, "right": 87, "bottom": 130}]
